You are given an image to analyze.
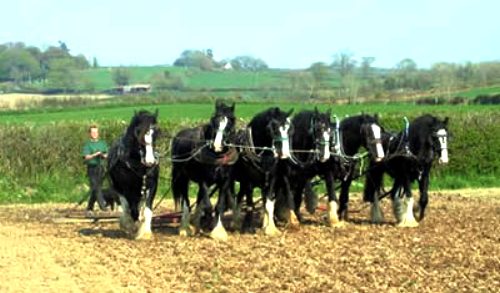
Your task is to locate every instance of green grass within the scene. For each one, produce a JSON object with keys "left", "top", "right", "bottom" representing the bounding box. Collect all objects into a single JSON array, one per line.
[
  {"left": 80, "top": 66, "right": 342, "bottom": 92},
  {"left": 454, "top": 86, "right": 500, "bottom": 98},
  {"left": 1, "top": 101, "right": 497, "bottom": 125}
]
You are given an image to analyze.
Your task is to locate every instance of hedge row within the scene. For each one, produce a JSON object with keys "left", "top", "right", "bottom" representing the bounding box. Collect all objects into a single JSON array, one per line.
[{"left": 0, "top": 111, "right": 498, "bottom": 203}]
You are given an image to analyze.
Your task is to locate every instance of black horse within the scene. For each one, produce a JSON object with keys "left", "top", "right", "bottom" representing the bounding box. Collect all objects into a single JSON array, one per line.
[
  {"left": 231, "top": 107, "right": 293, "bottom": 236},
  {"left": 364, "top": 114, "right": 449, "bottom": 226},
  {"left": 277, "top": 108, "right": 336, "bottom": 226},
  {"left": 334, "top": 114, "right": 386, "bottom": 221},
  {"left": 171, "top": 100, "right": 237, "bottom": 241},
  {"left": 107, "top": 110, "right": 160, "bottom": 239}
]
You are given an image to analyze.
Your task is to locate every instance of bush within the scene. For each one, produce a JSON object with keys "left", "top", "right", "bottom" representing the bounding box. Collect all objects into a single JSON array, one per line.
[{"left": 0, "top": 112, "right": 499, "bottom": 203}]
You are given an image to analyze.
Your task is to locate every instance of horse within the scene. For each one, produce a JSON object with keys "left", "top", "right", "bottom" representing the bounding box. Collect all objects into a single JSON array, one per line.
[
  {"left": 231, "top": 107, "right": 294, "bottom": 236},
  {"left": 171, "top": 100, "right": 237, "bottom": 241},
  {"left": 334, "top": 114, "right": 386, "bottom": 221},
  {"left": 107, "top": 110, "right": 160, "bottom": 239},
  {"left": 275, "top": 108, "right": 337, "bottom": 226},
  {"left": 304, "top": 114, "right": 386, "bottom": 223},
  {"left": 364, "top": 114, "right": 449, "bottom": 227}
]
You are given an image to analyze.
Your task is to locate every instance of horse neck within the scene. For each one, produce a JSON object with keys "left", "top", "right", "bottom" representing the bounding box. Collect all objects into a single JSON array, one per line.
[
  {"left": 202, "top": 124, "right": 215, "bottom": 140},
  {"left": 123, "top": 128, "right": 141, "bottom": 159},
  {"left": 341, "top": 123, "right": 364, "bottom": 155}
]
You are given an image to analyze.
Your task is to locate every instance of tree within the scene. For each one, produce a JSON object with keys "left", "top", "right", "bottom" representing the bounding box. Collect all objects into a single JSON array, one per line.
[
  {"left": 395, "top": 58, "right": 418, "bottom": 89},
  {"left": 230, "top": 56, "right": 268, "bottom": 71},
  {"left": 46, "top": 58, "right": 84, "bottom": 92},
  {"left": 0, "top": 47, "right": 41, "bottom": 83},
  {"left": 112, "top": 67, "right": 131, "bottom": 86},
  {"left": 150, "top": 71, "right": 185, "bottom": 91},
  {"left": 92, "top": 57, "right": 99, "bottom": 68},
  {"left": 331, "top": 52, "right": 356, "bottom": 77},
  {"left": 431, "top": 62, "right": 458, "bottom": 98},
  {"left": 173, "top": 50, "right": 215, "bottom": 71},
  {"left": 361, "top": 57, "right": 375, "bottom": 78}
]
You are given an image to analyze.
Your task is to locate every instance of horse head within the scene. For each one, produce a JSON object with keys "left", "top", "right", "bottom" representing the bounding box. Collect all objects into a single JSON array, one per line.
[
  {"left": 431, "top": 116, "right": 449, "bottom": 164},
  {"left": 310, "top": 107, "right": 332, "bottom": 162},
  {"left": 209, "top": 100, "right": 236, "bottom": 152},
  {"left": 266, "top": 107, "right": 294, "bottom": 159},
  {"left": 128, "top": 110, "right": 159, "bottom": 167},
  {"left": 359, "top": 114, "right": 385, "bottom": 162}
]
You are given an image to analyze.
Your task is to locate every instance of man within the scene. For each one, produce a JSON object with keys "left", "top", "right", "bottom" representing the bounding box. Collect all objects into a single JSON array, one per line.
[{"left": 82, "top": 124, "right": 109, "bottom": 214}]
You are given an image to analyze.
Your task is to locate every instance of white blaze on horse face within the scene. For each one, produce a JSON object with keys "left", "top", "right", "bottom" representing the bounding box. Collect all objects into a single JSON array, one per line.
[
  {"left": 321, "top": 129, "right": 331, "bottom": 162},
  {"left": 437, "top": 128, "right": 449, "bottom": 164},
  {"left": 278, "top": 120, "right": 291, "bottom": 159},
  {"left": 144, "top": 128, "right": 156, "bottom": 165},
  {"left": 214, "top": 116, "right": 228, "bottom": 152},
  {"left": 371, "top": 124, "right": 384, "bottom": 161}
]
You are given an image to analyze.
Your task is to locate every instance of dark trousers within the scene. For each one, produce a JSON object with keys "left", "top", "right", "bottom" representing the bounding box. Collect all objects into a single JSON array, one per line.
[{"left": 86, "top": 165, "right": 106, "bottom": 210}]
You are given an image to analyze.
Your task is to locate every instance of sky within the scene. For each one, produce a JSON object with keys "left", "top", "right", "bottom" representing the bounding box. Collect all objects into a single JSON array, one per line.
[{"left": 2, "top": 0, "right": 499, "bottom": 69}]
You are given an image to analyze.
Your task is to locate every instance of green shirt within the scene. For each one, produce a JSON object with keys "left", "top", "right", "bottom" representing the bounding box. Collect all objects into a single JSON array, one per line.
[{"left": 82, "top": 139, "right": 108, "bottom": 166}]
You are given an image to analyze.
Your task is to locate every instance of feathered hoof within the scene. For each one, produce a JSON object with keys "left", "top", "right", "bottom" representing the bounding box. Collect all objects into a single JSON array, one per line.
[
  {"left": 264, "top": 225, "right": 281, "bottom": 237},
  {"left": 397, "top": 218, "right": 419, "bottom": 228},
  {"left": 135, "top": 230, "right": 152, "bottom": 240},
  {"left": 370, "top": 207, "right": 385, "bottom": 224},
  {"left": 288, "top": 212, "right": 300, "bottom": 228},
  {"left": 210, "top": 225, "right": 229, "bottom": 242},
  {"left": 327, "top": 219, "right": 346, "bottom": 228},
  {"left": 179, "top": 226, "right": 193, "bottom": 237}
]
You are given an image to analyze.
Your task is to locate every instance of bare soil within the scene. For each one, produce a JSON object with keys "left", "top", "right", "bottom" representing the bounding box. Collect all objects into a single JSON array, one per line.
[{"left": 0, "top": 189, "right": 499, "bottom": 292}]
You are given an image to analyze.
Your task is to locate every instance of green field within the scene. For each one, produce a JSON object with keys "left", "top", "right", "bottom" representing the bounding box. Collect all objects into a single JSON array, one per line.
[
  {"left": 81, "top": 66, "right": 336, "bottom": 92},
  {"left": 454, "top": 86, "right": 500, "bottom": 98},
  {"left": 1, "top": 102, "right": 496, "bottom": 125}
]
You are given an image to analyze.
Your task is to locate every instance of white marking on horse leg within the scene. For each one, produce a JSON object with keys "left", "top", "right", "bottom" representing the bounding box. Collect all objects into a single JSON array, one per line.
[
  {"left": 398, "top": 197, "right": 419, "bottom": 227},
  {"left": 327, "top": 200, "right": 344, "bottom": 227},
  {"left": 135, "top": 206, "right": 153, "bottom": 240},
  {"left": 213, "top": 117, "right": 228, "bottom": 152},
  {"left": 263, "top": 199, "right": 281, "bottom": 236},
  {"left": 210, "top": 215, "right": 228, "bottom": 241}
]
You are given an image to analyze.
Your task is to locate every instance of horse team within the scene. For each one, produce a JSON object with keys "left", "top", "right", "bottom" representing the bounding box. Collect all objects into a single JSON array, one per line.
[{"left": 106, "top": 101, "right": 449, "bottom": 240}]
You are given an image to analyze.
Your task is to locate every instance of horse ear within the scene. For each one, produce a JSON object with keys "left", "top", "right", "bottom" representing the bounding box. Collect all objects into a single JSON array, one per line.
[
  {"left": 154, "top": 109, "right": 159, "bottom": 118},
  {"left": 287, "top": 108, "right": 294, "bottom": 117},
  {"left": 215, "top": 100, "right": 222, "bottom": 109},
  {"left": 374, "top": 113, "right": 379, "bottom": 121},
  {"left": 326, "top": 108, "right": 332, "bottom": 116},
  {"left": 443, "top": 116, "right": 449, "bottom": 126},
  {"left": 230, "top": 102, "right": 235, "bottom": 112},
  {"left": 314, "top": 106, "right": 319, "bottom": 114}
]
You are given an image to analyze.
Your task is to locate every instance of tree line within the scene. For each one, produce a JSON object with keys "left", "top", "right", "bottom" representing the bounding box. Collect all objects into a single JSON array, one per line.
[{"left": 1, "top": 42, "right": 500, "bottom": 102}]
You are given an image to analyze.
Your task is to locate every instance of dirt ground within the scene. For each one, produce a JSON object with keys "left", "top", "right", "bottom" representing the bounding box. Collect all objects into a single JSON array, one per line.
[{"left": 0, "top": 189, "right": 499, "bottom": 292}]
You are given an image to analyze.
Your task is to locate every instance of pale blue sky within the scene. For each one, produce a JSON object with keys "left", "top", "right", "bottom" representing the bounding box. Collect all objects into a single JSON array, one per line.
[{"left": 2, "top": 0, "right": 499, "bottom": 69}]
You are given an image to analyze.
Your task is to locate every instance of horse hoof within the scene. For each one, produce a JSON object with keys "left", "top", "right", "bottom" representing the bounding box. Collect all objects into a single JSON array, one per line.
[
  {"left": 210, "top": 226, "right": 229, "bottom": 242},
  {"left": 136, "top": 231, "right": 153, "bottom": 240},
  {"left": 328, "top": 220, "right": 346, "bottom": 228},
  {"left": 179, "top": 227, "right": 192, "bottom": 237},
  {"left": 289, "top": 213, "right": 300, "bottom": 226},
  {"left": 264, "top": 225, "right": 281, "bottom": 236},
  {"left": 397, "top": 219, "right": 419, "bottom": 228}
]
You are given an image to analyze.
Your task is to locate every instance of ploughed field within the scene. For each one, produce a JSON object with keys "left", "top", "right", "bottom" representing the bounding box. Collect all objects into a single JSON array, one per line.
[{"left": 0, "top": 189, "right": 498, "bottom": 292}]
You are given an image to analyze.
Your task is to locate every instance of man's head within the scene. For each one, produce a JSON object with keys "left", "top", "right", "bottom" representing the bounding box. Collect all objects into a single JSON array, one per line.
[{"left": 89, "top": 124, "right": 99, "bottom": 140}]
